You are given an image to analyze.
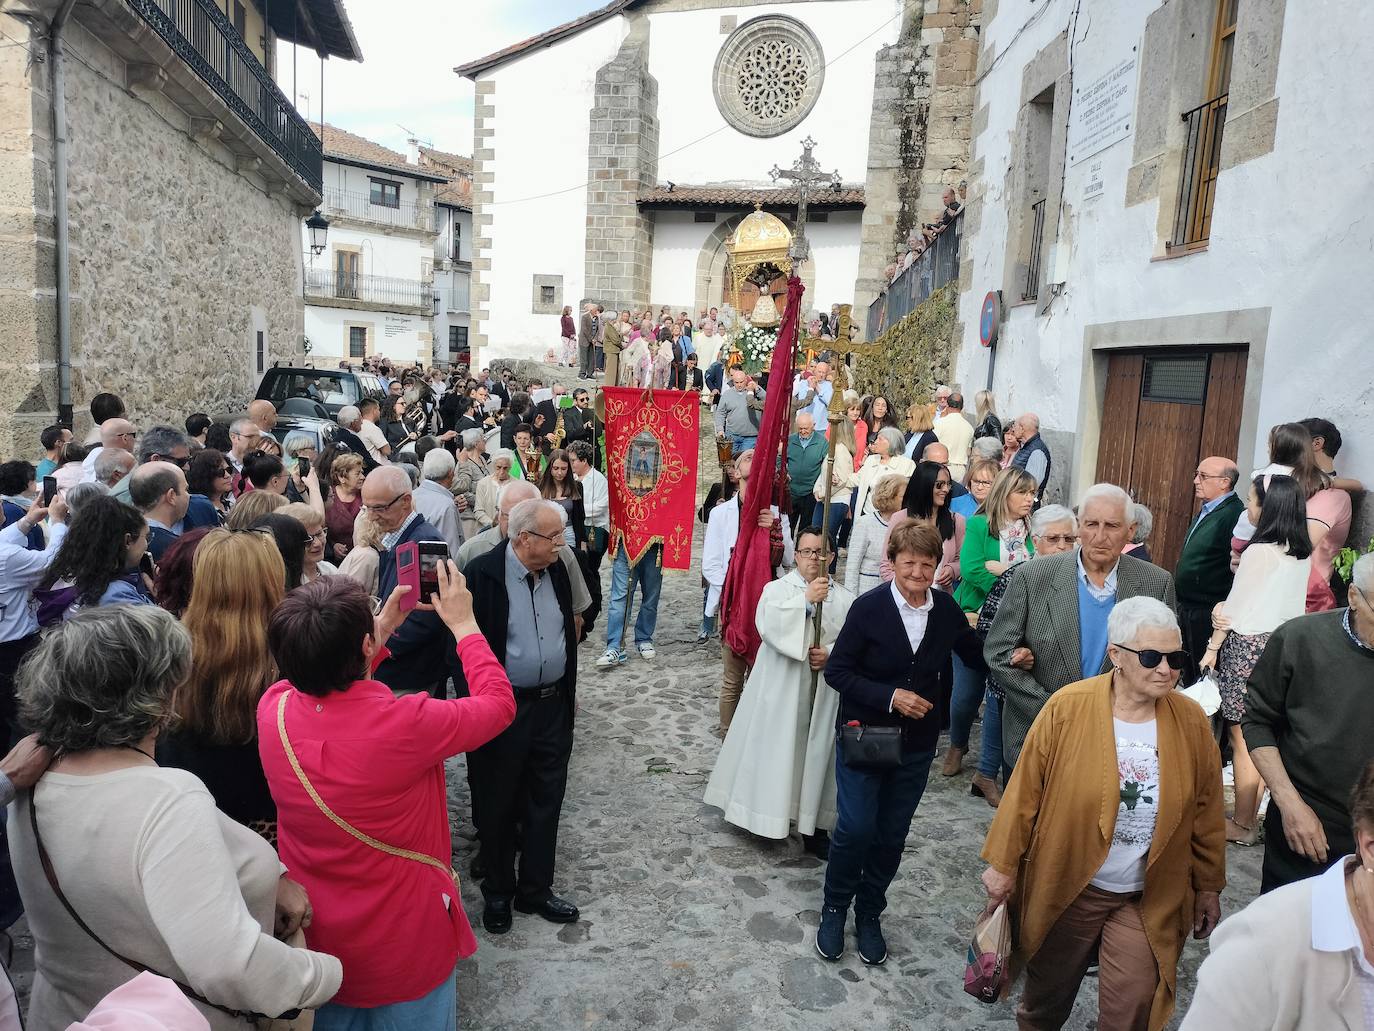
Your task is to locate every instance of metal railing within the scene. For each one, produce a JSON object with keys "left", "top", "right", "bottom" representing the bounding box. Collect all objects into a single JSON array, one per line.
[
  {"left": 1023, "top": 198, "right": 1047, "bottom": 301},
  {"left": 322, "top": 188, "right": 435, "bottom": 231},
  {"left": 866, "top": 209, "right": 962, "bottom": 340},
  {"left": 1172, "top": 94, "right": 1228, "bottom": 249},
  {"left": 304, "top": 263, "right": 433, "bottom": 310},
  {"left": 129, "top": 0, "right": 322, "bottom": 193}
]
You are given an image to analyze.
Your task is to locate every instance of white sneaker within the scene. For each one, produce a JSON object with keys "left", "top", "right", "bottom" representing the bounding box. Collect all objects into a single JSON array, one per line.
[
  {"left": 596, "top": 649, "right": 624, "bottom": 669},
  {"left": 637, "top": 643, "right": 656, "bottom": 659}
]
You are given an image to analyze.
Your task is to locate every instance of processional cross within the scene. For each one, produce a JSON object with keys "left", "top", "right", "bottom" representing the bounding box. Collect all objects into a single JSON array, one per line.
[{"left": 769, "top": 136, "right": 842, "bottom": 265}]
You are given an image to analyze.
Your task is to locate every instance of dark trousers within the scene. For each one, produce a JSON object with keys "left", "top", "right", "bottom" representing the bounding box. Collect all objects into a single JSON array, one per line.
[
  {"left": 0, "top": 633, "right": 40, "bottom": 747},
  {"left": 578, "top": 339, "right": 594, "bottom": 378},
  {"left": 586, "top": 526, "right": 609, "bottom": 573},
  {"left": 1260, "top": 800, "right": 1353, "bottom": 894},
  {"left": 823, "top": 741, "right": 935, "bottom": 917},
  {"left": 1177, "top": 601, "right": 1214, "bottom": 686},
  {"left": 468, "top": 685, "right": 574, "bottom": 904}
]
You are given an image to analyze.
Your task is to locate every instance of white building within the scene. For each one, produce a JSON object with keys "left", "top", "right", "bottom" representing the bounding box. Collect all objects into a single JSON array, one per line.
[
  {"left": 954, "top": 0, "right": 1372, "bottom": 568},
  {"left": 456, "top": 0, "right": 954, "bottom": 366},
  {"left": 302, "top": 125, "right": 447, "bottom": 367},
  {"left": 417, "top": 146, "right": 475, "bottom": 368}
]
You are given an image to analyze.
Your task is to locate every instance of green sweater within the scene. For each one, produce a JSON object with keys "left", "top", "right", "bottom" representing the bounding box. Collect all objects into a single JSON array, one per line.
[
  {"left": 1243, "top": 610, "right": 1374, "bottom": 829},
  {"left": 954, "top": 514, "right": 1034, "bottom": 612},
  {"left": 786, "top": 433, "right": 827, "bottom": 499},
  {"left": 1174, "top": 493, "right": 1244, "bottom": 606}
]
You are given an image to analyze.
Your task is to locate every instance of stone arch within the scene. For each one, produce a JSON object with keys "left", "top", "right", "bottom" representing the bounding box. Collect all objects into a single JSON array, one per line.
[{"left": 693, "top": 211, "right": 815, "bottom": 321}]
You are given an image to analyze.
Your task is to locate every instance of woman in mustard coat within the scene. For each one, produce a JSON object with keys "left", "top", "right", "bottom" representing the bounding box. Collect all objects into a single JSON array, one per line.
[{"left": 979, "top": 596, "right": 1226, "bottom": 1031}]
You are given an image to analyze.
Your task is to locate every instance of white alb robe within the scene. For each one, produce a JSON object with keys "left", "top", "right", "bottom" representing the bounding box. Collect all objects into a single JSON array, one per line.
[{"left": 703, "top": 570, "right": 854, "bottom": 838}]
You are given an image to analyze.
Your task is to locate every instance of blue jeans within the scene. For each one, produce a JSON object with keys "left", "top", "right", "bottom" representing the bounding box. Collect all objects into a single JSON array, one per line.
[
  {"left": 315, "top": 965, "right": 456, "bottom": 1031},
  {"left": 727, "top": 433, "right": 757, "bottom": 459},
  {"left": 699, "top": 584, "right": 715, "bottom": 637},
  {"left": 979, "top": 690, "right": 1006, "bottom": 779},
  {"left": 823, "top": 741, "right": 935, "bottom": 917},
  {"left": 949, "top": 651, "right": 985, "bottom": 750},
  {"left": 604, "top": 545, "right": 662, "bottom": 652}
]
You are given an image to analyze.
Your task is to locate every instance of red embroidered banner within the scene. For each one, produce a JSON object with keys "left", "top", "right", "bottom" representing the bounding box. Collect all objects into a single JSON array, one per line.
[{"left": 603, "top": 387, "right": 701, "bottom": 570}]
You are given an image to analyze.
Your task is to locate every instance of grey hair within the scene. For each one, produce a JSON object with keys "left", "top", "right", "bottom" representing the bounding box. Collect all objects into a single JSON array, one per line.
[
  {"left": 461, "top": 428, "right": 485, "bottom": 450},
  {"left": 394, "top": 462, "right": 420, "bottom": 488},
  {"left": 229, "top": 417, "right": 257, "bottom": 437},
  {"left": 497, "top": 480, "right": 539, "bottom": 511},
  {"left": 17, "top": 605, "right": 191, "bottom": 754},
  {"left": 1031, "top": 504, "right": 1077, "bottom": 537},
  {"left": 1107, "top": 596, "right": 1180, "bottom": 646},
  {"left": 971, "top": 436, "right": 1003, "bottom": 462},
  {"left": 422, "top": 448, "right": 455, "bottom": 481},
  {"left": 136, "top": 425, "right": 190, "bottom": 464},
  {"left": 93, "top": 448, "right": 134, "bottom": 484},
  {"left": 489, "top": 448, "right": 514, "bottom": 467},
  {"left": 363, "top": 464, "right": 411, "bottom": 496},
  {"left": 1353, "top": 553, "right": 1374, "bottom": 594},
  {"left": 336, "top": 406, "right": 361, "bottom": 428},
  {"left": 1079, "top": 482, "right": 1133, "bottom": 520},
  {"left": 877, "top": 427, "right": 906, "bottom": 455},
  {"left": 63, "top": 481, "right": 109, "bottom": 516},
  {"left": 508, "top": 497, "right": 563, "bottom": 539},
  {"left": 281, "top": 431, "right": 316, "bottom": 457},
  {"left": 1130, "top": 503, "right": 1153, "bottom": 544}
]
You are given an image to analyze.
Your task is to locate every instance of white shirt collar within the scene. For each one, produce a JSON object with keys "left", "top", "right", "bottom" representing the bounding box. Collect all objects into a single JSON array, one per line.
[
  {"left": 889, "top": 581, "right": 934, "bottom": 615},
  {"left": 1310, "top": 856, "right": 1374, "bottom": 975},
  {"left": 1076, "top": 549, "right": 1120, "bottom": 591}
]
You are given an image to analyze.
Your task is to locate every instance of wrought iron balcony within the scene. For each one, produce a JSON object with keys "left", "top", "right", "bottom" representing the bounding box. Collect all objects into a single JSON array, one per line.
[
  {"left": 128, "top": 0, "right": 322, "bottom": 193},
  {"left": 322, "top": 189, "right": 435, "bottom": 231},
  {"left": 304, "top": 263, "right": 433, "bottom": 310},
  {"left": 865, "top": 209, "right": 963, "bottom": 341},
  {"left": 1172, "top": 94, "right": 1228, "bottom": 250},
  {"left": 1023, "top": 197, "right": 1047, "bottom": 301}
]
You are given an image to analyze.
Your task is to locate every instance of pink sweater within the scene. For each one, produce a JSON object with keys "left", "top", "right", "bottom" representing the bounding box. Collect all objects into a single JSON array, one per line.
[{"left": 257, "top": 633, "right": 515, "bottom": 1007}]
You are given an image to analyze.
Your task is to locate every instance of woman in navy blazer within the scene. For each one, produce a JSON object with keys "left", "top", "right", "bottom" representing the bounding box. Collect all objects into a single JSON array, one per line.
[{"left": 816, "top": 520, "right": 987, "bottom": 967}]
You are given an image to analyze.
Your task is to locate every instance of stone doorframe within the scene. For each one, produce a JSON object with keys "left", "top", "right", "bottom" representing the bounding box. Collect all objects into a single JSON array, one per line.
[
  {"left": 1071, "top": 307, "right": 1270, "bottom": 504},
  {"left": 693, "top": 211, "right": 815, "bottom": 319}
]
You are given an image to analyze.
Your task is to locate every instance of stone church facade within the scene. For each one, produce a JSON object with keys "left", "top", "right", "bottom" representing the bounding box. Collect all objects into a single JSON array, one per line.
[{"left": 457, "top": 0, "right": 979, "bottom": 364}]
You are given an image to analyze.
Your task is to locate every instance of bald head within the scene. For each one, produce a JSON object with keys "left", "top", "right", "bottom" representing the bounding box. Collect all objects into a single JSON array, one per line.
[
  {"left": 1194, "top": 455, "right": 1240, "bottom": 502},
  {"left": 247, "top": 400, "right": 278, "bottom": 432},
  {"left": 1015, "top": 413, "right": 1040, "bottom": 439},
  {"left": 361, "top": 465, "right": 414, "bottom": 532},
  {"left": 100, "top": 418, "right": 137, "bottom": 451},
  {"left": 129, "top": 461, "right": 188, "bottom": 521},
  {"left": 497, "top": 479, "right": 541, "bottom": 537},
  {"left": 795, "top": 412, "right": 815, "bottom": 439},
  {"left": 922, "top": 442, "right": 950, "bottom": 465}
]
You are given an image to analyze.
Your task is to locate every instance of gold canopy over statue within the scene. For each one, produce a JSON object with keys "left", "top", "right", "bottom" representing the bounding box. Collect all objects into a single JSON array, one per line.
[{"left": 726, "top": 205, "right": 792, "bottom": 315}]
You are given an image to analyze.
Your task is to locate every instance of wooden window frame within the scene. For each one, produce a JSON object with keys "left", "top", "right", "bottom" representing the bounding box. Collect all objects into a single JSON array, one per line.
[
  {"left": 347, "top": 325, "right": 369, "bottom": 359},
  {"left": 368, "top": 178, "right": 401, "bottom": 209}
]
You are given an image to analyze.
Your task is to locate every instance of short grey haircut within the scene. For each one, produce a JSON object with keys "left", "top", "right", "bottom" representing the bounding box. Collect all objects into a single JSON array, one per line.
[
  {"left": 1079, "top": 483, "right": 1133, "bottom": 521},
  {"left": 336, "top": 406, "right": 361, "bottom": 428},
  {"left": 1017, "top": 412, "right": 1041, "bottom": 433},
  {"left": 63, "top": 481, "right": 109, "bottom": 516},
  {"left": 508, "top": 497, "right": 563, "bottom": 539},
  {"left": 1130, "top": 503, "right": 1153, "bottom": 544},
  {"left": 229, "top": 417, "right": 257, "bottom": 438},
  {"left": 1107, "top": 596, "right": 1180, "bottom": 647},
  {"left": 94, "top": 448, "right": 134, "bottom": 485},
  {"left": 497, "top": 479, "right": 539, "bottom": 511},
  {"left": 971, "top": 436, "right": 1003, "bottom": 462},
  {"left": 135, "top": 425, "right": 190, "bottom": 465},
  {"left": 461, "top": 428, "right": 485, "bottom": 451},
  {"left": 393, "top": 462, "right": 419, "bottom": 488},
  {"left": 1031, "top": 504, "right": 1077, "bottom": 537},
  {"left": 1353, "top": 552, "right": 1374, "bottom": 594},
  {"left": 17, "top": 605, "right": 191, "bottom": 753},
  {"left": 422, "top": 448, "right": 456, "bottom": 481},
  {"left": 281, "top": 431, "right": 316, "bottom": 458},
  {"left": 489, "top": 448, "right": 514, "bottom": 467},
  {"left": 877, "top": 427, "right": 906, "bottom": 455}
]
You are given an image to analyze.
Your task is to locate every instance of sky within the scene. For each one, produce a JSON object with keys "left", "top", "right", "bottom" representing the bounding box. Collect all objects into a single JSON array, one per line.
[{"left": 277, "top": 0, "right": 593, "bottom": 157}]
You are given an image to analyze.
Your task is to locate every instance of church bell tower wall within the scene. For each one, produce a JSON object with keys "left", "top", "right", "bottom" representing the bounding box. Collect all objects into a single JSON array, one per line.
[{"left": 584, "top": 16, "right": 659, "bottom": 313}]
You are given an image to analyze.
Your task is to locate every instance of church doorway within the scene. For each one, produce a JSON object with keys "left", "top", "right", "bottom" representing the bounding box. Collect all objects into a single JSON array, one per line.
[{"left": 694, "top": 210, "right": 814, "bottom": 319}]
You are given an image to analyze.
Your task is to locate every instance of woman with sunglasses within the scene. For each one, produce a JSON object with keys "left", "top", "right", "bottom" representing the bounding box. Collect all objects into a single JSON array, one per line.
[
  {"left": 185, "top": 448, "right": 234, "bottom": 525},
  {"left": 1202, "top": 474, "right": 1311, "bottom": 846},
  {"left": 281, "top": 503, "right": 341, "bottom": 584},
  {"left": 980, "top": 596, "right": 1225, "bottom": 1031}
]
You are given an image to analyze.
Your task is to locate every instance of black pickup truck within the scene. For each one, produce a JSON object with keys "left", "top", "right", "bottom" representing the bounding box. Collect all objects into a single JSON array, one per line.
[{"left": 251, "top": 364, "right": 387, "bottom": 451}]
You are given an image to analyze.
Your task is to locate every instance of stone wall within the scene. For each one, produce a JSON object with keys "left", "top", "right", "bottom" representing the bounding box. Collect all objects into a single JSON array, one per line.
[
  {"left": 583, "top": 14, "right": 658, "bottom": 312},
  {"left": 0, "top": 12, "right": 307, "bottom": 453}
]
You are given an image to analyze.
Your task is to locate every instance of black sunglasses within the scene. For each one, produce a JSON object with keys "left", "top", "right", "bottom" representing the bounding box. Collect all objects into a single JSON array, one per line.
[{"left": 1117, "top": 645, "right": 1189, "bottom": 671}]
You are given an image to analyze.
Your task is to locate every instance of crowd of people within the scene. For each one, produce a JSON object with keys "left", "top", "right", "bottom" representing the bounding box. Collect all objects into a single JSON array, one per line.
[{"left": 0, "top": 348, "right": 1370, "bottom": 1029}]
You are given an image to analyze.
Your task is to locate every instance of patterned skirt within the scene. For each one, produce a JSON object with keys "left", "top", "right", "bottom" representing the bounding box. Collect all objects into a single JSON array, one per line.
[{"left": 1215, "top": 630, "right": 1271, "bottom": 724}]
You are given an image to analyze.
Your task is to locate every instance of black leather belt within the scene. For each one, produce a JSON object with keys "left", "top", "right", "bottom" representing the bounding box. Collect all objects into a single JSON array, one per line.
[{"left": 514, "top": 681, "right": 561, "bottom": 699}]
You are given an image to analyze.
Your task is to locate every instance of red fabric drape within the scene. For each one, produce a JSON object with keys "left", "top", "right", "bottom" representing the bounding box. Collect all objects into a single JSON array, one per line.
[{"left": 720, "top": 276, "right": 804, "bottom": 664}]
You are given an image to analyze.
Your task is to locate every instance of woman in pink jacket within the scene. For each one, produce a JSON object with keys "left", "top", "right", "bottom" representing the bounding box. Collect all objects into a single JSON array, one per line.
[{"left": 258, "top": 563, "right": 515, "bottom": 1029}]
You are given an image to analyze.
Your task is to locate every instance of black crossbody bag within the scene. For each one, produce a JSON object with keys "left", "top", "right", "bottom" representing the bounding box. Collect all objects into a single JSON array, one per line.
[{"left": 839, "top": 723, "right": 903, "bottom": 768}]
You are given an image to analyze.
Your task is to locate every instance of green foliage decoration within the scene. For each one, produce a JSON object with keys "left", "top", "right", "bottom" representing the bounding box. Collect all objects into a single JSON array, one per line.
[{"left": 851, "top": 285, "right": 958, "bottom": 406}]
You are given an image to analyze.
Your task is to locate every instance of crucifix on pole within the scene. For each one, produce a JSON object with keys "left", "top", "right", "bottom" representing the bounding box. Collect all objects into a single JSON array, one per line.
[{"left": 769, "top": 135, "right": 842, "bottom": 266}]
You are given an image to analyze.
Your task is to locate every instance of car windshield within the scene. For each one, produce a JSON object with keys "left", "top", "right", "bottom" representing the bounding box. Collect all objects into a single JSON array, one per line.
[{"left": 266, "top": 372, "right": 351, "bottom": 406}]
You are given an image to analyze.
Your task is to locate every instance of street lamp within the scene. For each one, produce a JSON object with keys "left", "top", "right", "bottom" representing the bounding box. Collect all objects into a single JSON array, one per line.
[{"left": 305, "top": 209, "right": 330, "bottom": 257}]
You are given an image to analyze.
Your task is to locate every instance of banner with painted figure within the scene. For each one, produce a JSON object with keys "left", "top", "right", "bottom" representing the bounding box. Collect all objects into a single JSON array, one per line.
[{"left": 603, "top": 387, "right": 700, "bottom": 570}]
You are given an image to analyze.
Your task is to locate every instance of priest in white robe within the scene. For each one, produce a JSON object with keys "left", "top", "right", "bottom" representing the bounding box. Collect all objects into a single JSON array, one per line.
[{"left": 704, "top": 528, "right": 854, "bottom": 844}]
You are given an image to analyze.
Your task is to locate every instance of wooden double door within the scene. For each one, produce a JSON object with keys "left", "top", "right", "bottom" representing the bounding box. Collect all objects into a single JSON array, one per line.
[{"left": 1095, "top": 348, "right": 1247, "bottom": 573}]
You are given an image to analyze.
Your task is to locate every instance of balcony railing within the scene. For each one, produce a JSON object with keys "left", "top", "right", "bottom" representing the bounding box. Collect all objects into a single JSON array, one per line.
[
  {"left": 323, "top": 188, "right": 435, "bottom": 231},
  {"left": 1023, "top": 198, "right": 1047, "bottom": 301},
  {"left": 1172, "top": 94, "right": 1228, "bottom": 249},
  {"left": 866, "top": 210, "right": 962, "bottom": 341},
  {"left": 128, "top": 0, "right": 322, "bottom": 193},
  {"left": 304, "top": 263, "right": 433, "bottom": 310}
]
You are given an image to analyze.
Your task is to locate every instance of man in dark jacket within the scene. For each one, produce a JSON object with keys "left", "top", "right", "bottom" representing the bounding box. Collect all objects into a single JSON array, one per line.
[
  {"left": 1174, "top": 456, "right": 1243, "bottom": 683},
  {"left": 464, "top": 499, "right": 580, "bottom": 935}
]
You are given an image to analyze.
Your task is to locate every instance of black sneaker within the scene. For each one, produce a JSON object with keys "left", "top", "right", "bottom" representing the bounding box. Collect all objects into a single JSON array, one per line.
[
  {"left": 815, "top": 905, "right": 846, "bottom": 961},
  {"left": 855, "top": 914, "right": 887, "bottom": 966}
]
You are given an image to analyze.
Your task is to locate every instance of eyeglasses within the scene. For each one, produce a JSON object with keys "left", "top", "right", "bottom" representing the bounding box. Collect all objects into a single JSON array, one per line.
[
  {"left": 306, "top": 529, "right": 327, "bottom": 543},
  {"left": 363, "top": 492, "right": 407, "bottom": 514},
  {"left": 1194, "top": 472, "right": 1231, "bottom": 480},
  {"left": 934, "top": 481, "right": 952, "bottom": 490},
  {"left": 521, "top": 529, "right": 562, "bottom": 544},
  {"left": 1116, "top": 645, "right": 1189, "bottom": 671},
  {"left": 970, "top": 478, "right": 995, "bottom": 488},
  {"left": 795, "top": 547, "right": 825, "bottom": 558},
  {"left": 163, "top": 455, "right": 189, "bottom": 469},
  {"left": 1036, "top": 534, "right": 1078, "bottom": 546}
]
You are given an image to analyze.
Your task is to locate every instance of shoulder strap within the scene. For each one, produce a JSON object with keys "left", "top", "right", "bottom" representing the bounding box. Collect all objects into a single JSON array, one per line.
[
  {"left": 275, "top": 693, "right": 458, "bottom": 886},
  {"left": 28, "top": 787, "right": 262, "bottom": 1021}
]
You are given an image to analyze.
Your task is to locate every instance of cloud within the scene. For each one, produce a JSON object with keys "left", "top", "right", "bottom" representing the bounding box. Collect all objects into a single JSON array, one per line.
[{"left": 278, "top": 0, "right": 592, "bottom": 155}]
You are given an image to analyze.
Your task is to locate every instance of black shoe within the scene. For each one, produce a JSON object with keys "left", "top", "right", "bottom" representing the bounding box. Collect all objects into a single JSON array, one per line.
[
  {"left": 855, "top": 914, "right": 887, "bottom": 966},
  {"left": 514, "top": 894, "right": 580, "bottom": 923},
  {"left": 815, "top": 905, "right": 845, "bottom": 961},
  {"left": 482, "top": 897, "right": 512, "bottom": 935},
  {"left": 802, "top": 830, "right": 830, "bottom": 860}
]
